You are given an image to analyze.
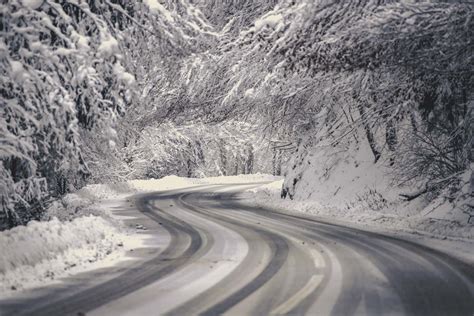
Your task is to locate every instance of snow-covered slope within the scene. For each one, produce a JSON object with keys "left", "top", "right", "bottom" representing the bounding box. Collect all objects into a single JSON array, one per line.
[
  {"left": 1, "top": 183, "right": 138, "bottom": 296},
  {"left": 247, "top": 178, "right": 474, "bottom": 240},
  {"left": 0, "top": 216, "right": 125, "bottom": 294},
  {"left": 283, "top": 138, "right": 400, "bottom": 209},
  {"left": 248, "top": 136, "right": 473, "bottom": 240}
]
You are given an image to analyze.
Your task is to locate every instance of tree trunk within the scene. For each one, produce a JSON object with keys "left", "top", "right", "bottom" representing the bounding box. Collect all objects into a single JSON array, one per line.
[
  {"left": 219, "top": 140, "right": 227, "bottom": 176},
  {"left": 357, "top": 102, "right": 381, "bottom": 163},
  {"left": 272, "top": 149, "right": 282, "bottom": 176},
  {"left": 386, "top": 119, "right": 397, "bottom": 151},
  {"left": 245, "top": 144, "right": 254, "bottom": 174}
]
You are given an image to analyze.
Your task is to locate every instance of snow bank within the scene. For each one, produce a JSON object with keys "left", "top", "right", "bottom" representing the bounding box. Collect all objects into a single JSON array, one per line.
[
  {"left": 76, "top": 182, "right": 136, "bottom": 201},
  {"left": 129, "top": 174, "right": 280, "bottom": 192},
  {"left": 42, "top": 182, "right": 136, "bottom": 224},
  {"left": 189, "top": 173, "right": 280, "bottom": 185},
  {"left": 129, "top": 175, "right": 198, "bottom": 192},
  {"left": 275, "top": 130, "right": 473, "bottom": 242},
  {"left": 50, "top": 174, "right": 278, "bottom": 208},
  {"left": 245, "top": 180, "right": 474, "bottom": 241},
  {"left": 0, "top": 181, "right": 141, "bottom": 296},
  {"left": 0, "top": 216, "right": 124, "bottom": 293}
]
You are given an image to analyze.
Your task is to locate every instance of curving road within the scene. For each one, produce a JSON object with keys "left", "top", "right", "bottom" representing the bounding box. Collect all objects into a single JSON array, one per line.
[{"left": 2, "top": 183, "right": 474, "bottom": 315}]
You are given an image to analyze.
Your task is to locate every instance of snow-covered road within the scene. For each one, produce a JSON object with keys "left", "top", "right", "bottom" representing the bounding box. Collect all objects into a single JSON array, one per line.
[{"left": 2, "top": 183, "right": 474, "bottom": 315}]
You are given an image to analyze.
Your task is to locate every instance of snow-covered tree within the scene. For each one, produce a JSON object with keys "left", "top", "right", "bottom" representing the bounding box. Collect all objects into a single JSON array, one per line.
[
  {"left": 0, "top": 0, "right": 215, "bottom": 226},
  {"left": 0, "top": 0, "right": 136, "bottom": 226},
  {"left": 180, "top": 0, "right": 473, "bottom": 206}
]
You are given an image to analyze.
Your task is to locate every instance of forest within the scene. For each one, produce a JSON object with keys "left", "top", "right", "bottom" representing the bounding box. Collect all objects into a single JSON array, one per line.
[{"left": 1, "top": 0, "right": 473, "bottom": 228}]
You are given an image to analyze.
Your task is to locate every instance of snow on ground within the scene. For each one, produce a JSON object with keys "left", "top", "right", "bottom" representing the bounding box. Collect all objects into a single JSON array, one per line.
[
  {"left": 0, "top": 183, "right": 136, "bottom": 296},
  {"left": 243, "top": 179, "right": 474, "bottom": 264},
  {"left": 272, "top": 134, "right": 473, "bottom": 260},
  {"left": 129, "top": 173, "right": 280, "bottom": 192},
  {"left": 0, "top": 182, "right": 148, "bottom": 296},
  {"left": 245, "top": 179, "right": 474, "bottom": 240},
  {"left": 0, "top": 216, "right": 124, "bottom": 294}
]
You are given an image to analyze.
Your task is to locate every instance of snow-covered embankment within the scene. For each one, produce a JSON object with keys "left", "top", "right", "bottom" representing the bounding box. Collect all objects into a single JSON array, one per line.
[{"left": 0, "top": 182, "right": 135, "bottom": 295}]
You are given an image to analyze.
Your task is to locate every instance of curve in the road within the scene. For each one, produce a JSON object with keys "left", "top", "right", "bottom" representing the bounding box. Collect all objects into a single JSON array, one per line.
[
  {"left": 1, "top": 183, "right": 473, "bottom": 316},
  {"left": 1, "top": 189, "right": 212, "bottom": 316}
]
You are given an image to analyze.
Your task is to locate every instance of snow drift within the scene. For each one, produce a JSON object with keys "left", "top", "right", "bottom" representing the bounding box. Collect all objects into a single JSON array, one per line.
[{"left": 0, "top": 216, "right": 124, "bottom": 294}]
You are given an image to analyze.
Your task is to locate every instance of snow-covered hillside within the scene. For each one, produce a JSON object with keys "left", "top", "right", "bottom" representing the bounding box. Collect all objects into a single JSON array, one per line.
[
  {"left": 281, "top": 133, "right": 473, "bottom": 224},
  {"left": 247, "top": 178, "right": 474, "bottom": 241}
]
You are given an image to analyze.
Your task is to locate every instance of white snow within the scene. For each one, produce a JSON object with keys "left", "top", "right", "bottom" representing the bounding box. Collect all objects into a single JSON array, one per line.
[
  {"left": 21, "top": 0, "right": 43, "bottom": 9},
  {"left": 254, "top": 13, "right": 284, "bottom": 31},
  {"left": 129, "top": 174, "right": 280, "bottom": 192},
  {"left": 0, "top": 174, "right": 278, "bottom": 296},
  {"left": 113, "top": 62, "right": 135, "bottom": 85},
  {"left": 0, "top": 182, "right": 142, "bottom": 296},
  {"left": 98, "top": 36, "right": 119, "bottom": 58},
  {"left": 247, "top": 180, "right": 474, "bottom": 243},
  {"left": 144, "top": 0, "right": 174, "bottom": 22},
  {"left": 244, "top": 88, "right": 255, "bottom": 97},
  {"left": 272, "top": 128, "right": 473, "bottom": 242},
  {"left": 0, "top": 216, "right": 124, "bottom": 294},
  {"left": 10, "top": 60, "right": 28, "bottom": 82},
  {"left": 284, "top": 138, "right": 400, "bottom": 208},
  {"left": 71, "top": 30, "right": 90, "bottom": 51}
]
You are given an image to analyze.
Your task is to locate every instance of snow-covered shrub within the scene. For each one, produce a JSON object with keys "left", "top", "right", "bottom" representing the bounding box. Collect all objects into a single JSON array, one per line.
[{"left": 0, "top": 215, "right": 124, "bottom": 292}]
